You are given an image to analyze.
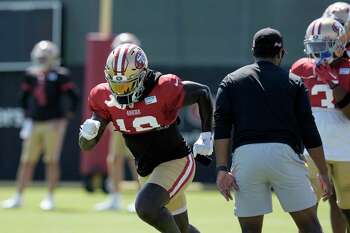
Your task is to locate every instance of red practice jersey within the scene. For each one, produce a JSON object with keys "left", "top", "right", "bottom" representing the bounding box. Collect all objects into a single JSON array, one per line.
[
  {"left": 290, "top": 57, "right": 350, "bottom": 108},
  {"left": 290, "top": 58, "right": 350, "bottom": 161},
  {"left": 89, "top": 74, "right": 185, "bottom": 134},
  {"left": 88, "top": 73, "right": 190, "bottom": 176}
]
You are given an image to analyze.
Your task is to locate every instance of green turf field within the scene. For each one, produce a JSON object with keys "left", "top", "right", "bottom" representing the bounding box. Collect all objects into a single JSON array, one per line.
[{"left": 0, "top": 184, "right": 331, "bottom": 233}]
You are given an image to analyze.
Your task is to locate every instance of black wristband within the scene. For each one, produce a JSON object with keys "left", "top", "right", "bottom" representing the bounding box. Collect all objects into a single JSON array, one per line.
[
  {"left": 195, "top": 155, "right": 212, "bottom": 166},
  {"left": 335, "top": 93, "right": 350, "bottom": 109},
  {"left": 328, "top": 81, "right": 339, "bottom": 89},
  {"left": 216, "top": 165, "right": 229, "bottom": 173}
]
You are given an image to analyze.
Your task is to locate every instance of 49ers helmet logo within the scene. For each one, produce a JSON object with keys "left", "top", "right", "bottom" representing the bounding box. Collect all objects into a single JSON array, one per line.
[
  {"left": 135, "top": 51, "right": 146, "bottom": 69},
  {"left": 332, "top": 23, "right": 340, "bottom": 34}
]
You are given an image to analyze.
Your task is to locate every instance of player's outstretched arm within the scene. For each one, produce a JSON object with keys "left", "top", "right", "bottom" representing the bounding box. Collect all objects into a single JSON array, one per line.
[
  {"left": 79, "top": 112, "right": 109, "bottom": 151},
  {"left": 182, "top": 81, "right": 213, "bottom": 132},
  {"left": 182, "top": 81, "right": 214, "bottom": 162}
]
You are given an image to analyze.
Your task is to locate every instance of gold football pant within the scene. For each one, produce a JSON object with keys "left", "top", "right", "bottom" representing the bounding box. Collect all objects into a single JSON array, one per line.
[
  {"left": 139, "top": 154, "right": 196, "bottom": 215},
  {"left": 21, "top": 119, "right": 67, "bottom": 163},
  {"left": 306, "top": 156, "right": 350, "bottom": 209}
]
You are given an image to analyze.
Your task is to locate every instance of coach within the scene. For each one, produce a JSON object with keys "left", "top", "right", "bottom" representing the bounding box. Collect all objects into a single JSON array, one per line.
[{"left": 214, "top": 28, "right": 332, "bottom": 233}]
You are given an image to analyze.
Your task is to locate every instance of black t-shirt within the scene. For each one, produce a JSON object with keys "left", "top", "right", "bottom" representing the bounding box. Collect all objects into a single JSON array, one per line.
[
  {"left": 123, "top": 123, "right": 190, "bottom": 177},
  {"left": 20, "top": 69, "right": 79, "bottom": 121},
  {"left": 214, "top": 61, "right": 322, "bottom": 154}
]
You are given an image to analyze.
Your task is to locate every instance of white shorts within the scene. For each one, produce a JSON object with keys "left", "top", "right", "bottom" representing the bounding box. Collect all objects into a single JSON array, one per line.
[
  {"left": 231, "top": 143, "right": 317, "bottom": 217},
  {"left": 312, "top": 107, "right": 350, "bottom": 161}
]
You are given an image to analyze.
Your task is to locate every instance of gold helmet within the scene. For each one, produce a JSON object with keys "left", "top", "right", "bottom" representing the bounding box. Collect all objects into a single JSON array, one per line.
[
  {"left": 304, "top": 17, "right": 346, "bottom": 65},
  {"left": 104, "top": 43, "right": 148, "bottom": 104},
  {"left": 30, "top": 40, "right": 59, "bottom": 71},
  {"left": 323, "top": 2, "right": 350, "bottom": 42},
  {"left": 111, "top": 32, "right": 141, "bottom": 49}
]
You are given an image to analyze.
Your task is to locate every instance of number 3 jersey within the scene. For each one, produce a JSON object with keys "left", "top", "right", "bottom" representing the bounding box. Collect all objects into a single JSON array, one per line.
[
  {"left": 291, "top": 57, "right": 350, "bottom": 161},
  {"left": 88, "top": 72, "right": 191, "bottom": 176}
]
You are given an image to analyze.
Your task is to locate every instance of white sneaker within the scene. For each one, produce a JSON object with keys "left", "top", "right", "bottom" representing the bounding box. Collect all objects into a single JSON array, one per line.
[
  {"left": 127, "top": 202, "right": 136, "bottom": 213},
  {"left": 2, "top": 196, "right": 22, "bottom": 209},
  {"left": 40, "top": 197, "right": 55, "bottom": 211},
  {"left": 94, "top": 197, "right": 121, "bottom": 211}
]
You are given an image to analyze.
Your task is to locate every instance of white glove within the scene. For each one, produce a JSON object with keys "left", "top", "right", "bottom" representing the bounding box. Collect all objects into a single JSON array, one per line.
[
  {"left": 19, "top": 118, "right": 33, "bottom": 140},
  {"left": 80, "top": 119, "right": 101, "bottom": 140},
  {"left": 193, "top": 132, "right": 213, "bottom": 157}
]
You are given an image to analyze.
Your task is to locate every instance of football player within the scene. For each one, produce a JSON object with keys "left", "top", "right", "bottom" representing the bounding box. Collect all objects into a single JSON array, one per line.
[
  {"left": 323, "top": 4, "right": 350, "bottom": 232},
  {"left": 79, "top": 44, "right": 213, "bottom": 233},
  {"left": 323, "top": 2, "right": 350, "bottom": 58},
  {"left": 290, "top": 17, "right": 350, "bottom": 232},
  {"left": 94, "top": 32, "right": 141, "bottom": 212},
  {"left": 2, "top": 41, "right": 79, "bottom": 210}
]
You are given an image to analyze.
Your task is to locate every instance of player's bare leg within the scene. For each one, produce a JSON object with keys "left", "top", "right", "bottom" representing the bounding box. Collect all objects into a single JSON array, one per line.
[
  {"left": 127, "top": 157, "right": 140, "bottom": 189},
  {"left": 39, "top": 162, "right": 60, "bottom": 210},
  {"left": 46, "top": 162, "right": 60, "bottom": 193},
  {"left": 95, "top": 154, "right": 123, "bottom": 211},
  {"left": 16, "top": 162, "right": 35, "bottom": 193},
  {"left": 125, "top": 157, "right": 140, "bottom": 212},
  {"left": 135, "top": 183, "right": 181, "bottom": 233},
  {"left": 238, "top": 215, "right": 264, "bottom": 233},
  {"left": 290, "top": 206, "right": 323, "bottom": 233},
  {"left": 2, "top": 162, "right": 35, "bottom": 208},
  {"left": 174, "top": 211, "right": 200, "bottom": 233},
  {"left": 113, "top": 156, "right": 140, "bottom": 212},
  {"left": 329, "top": 191, "right": 347, "bottom": 233},
  {"left": 109, "top": 154, "right": 124, "bottom": 193},
  {"left": 107, "top": 154, "right": 123, "bottom": 208}
]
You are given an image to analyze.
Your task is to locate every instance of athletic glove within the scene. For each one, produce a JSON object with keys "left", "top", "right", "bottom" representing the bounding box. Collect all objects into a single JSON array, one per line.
[
  {"left": 19, "top": 118, "right": 33, "bottom": 140},
  {"left": 80, "top": 119, "right": 101, "bottom": 140},
  {"left": 193, "top": 132, "right": 213, "bottom": 157}
]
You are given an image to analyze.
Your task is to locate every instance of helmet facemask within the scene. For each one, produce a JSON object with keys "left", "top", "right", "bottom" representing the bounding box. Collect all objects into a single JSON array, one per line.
[
  {"left": 105, "top": 69, "right": 147, "bottom": 105},
  {"left": 304, "top": 37, "right": 344, "bottom": 65}
]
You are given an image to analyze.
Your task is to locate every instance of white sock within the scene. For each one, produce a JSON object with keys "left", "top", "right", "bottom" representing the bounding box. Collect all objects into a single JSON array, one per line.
[
  {"left": 109, "top": 192, "right": 121, "bottom": 203},
  {"left": 46, "top": 192, "right": 54, "bottom": 201},
  {"left": 14, "top": 192, "right": 22, "bottom": 201}
]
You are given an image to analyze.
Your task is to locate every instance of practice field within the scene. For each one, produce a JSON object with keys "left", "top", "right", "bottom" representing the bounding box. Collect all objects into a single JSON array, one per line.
[{"left": 0, "top": 184, "right": 331, "bottom": 233}]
